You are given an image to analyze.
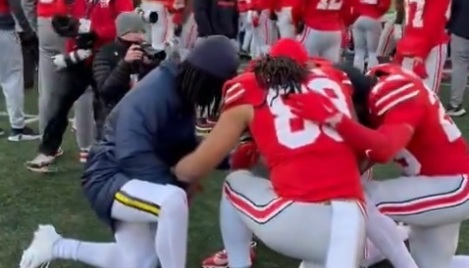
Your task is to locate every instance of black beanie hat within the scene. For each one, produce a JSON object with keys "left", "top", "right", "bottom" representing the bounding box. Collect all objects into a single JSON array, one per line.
[{"left": 186, "top": 35, "right": 240, "bottom": 79}]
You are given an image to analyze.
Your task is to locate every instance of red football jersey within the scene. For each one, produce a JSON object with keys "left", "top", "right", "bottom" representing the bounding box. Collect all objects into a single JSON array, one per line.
[
  {"left": 397, "top": 0, "right": 450, "bottom": 59},
  {"left": 368, "top": 68, "right": 469, "bottom": 176},
  {"left": 222, "top": 71, "right": 364, "bottom": 203},
  {"left": 303, "top": 0, "right": 355, "bottom": 31}
]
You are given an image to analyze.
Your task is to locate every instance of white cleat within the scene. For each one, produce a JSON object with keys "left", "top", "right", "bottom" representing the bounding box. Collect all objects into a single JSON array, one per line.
[{"left": 19, "top": 225, "right": 62, "bottom": 268}]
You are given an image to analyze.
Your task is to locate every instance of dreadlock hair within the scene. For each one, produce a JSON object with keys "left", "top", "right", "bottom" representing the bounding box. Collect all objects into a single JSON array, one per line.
[
  {"left": 176, "top": 60, "right": 235, "bottom": 118},
  {"left": 252, "top": 55, "right": 310, "bottom": 105}
]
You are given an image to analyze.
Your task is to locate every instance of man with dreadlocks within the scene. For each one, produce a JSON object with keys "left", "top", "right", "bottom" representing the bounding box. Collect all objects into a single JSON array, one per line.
[
  {"left": 19, "top": 35, "right": 241, "bottom": 268},
  {"left": 174, "top": 38, "right": 366, "bottom": 268}
]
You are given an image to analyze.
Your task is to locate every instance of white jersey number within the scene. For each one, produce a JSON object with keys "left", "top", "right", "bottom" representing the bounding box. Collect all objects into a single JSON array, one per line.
[
  {"left": 316, "top": 0, "right": 343, "bottom": 10},
  {"left": 267, "top": 77, "right": 351, "bottom": 149},
  {"left": 404, "top": 0, "right": 424, "bottom": 28}
]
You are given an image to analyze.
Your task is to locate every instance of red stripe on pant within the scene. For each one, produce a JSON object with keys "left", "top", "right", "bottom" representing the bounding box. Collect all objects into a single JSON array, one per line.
[
  {"left": 377, "top": 176, "right": 469, "bottom": 216},
  {"left": 224, "top": 182, "right": 293, "bottom": 223}
]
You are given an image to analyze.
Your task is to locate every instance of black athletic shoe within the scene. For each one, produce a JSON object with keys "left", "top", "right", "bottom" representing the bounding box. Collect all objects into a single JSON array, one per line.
[
  {"left": 446, "top": 104, "right": 466, "bottom": 117},
  {"left": 8, "top": 126, "right": 41, "bottom": 142}
]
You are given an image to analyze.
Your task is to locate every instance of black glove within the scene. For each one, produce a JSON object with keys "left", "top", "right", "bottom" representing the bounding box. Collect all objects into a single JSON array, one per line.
[
  {"left": 75, "top": 32, "right": 97, "bottom": 49},
  {"left": 51, "top": 15, "right": 79, "bottom": 37}
]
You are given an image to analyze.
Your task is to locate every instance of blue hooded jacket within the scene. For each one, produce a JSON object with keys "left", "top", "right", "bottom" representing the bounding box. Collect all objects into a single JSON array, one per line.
[{"left": 82, "top": 59, "right": 198, "bottom": 224}]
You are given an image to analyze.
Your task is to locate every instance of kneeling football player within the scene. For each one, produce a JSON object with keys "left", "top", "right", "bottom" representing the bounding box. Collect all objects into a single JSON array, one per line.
[
  {"left": 174, "top": 45, "right": 367, "bottom": 267},
  {"left": 288, "top": 62, "right": 469, "bottom": 268}
]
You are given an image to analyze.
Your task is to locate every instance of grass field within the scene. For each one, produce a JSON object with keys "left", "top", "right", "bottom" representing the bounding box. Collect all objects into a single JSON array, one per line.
[{"left": 0, "top": 82, "right": 468, "bottom": 268}]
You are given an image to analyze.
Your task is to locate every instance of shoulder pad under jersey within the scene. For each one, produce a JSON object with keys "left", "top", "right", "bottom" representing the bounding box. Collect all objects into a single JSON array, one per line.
[
  {"left": 368, "top": 75, "right": 421, "bottom": 117},
  {"left": 222, "top": 72, "right": 257, "bottom": 111}
]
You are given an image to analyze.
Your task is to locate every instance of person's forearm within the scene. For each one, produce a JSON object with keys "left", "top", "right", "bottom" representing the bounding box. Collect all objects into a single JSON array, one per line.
[
  {"left": 335, "top": 116, "right": 413, "bottom": 163},
  {"left": 9, "top": 0, "right": 33, "bottom": 33}
]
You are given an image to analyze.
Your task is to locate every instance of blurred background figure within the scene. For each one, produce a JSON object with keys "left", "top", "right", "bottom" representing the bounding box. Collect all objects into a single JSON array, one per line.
[
  {"left": 446, "top": 0, "right": 469, "bottom": 117},
  {"left": 193, "top": 0, "right": 240, "bottom": 50},
  {"left": 137, "top": 0, "right": 186, "bottom": 49},
  {"left": 351, "top": 0, "right": 390, "bottom": 72},
  {"left": 0, "top": 0, "right": 40, "bottom": 140},
  {"left": 26, "top": 0, "right": 133, "bottom": 172}
]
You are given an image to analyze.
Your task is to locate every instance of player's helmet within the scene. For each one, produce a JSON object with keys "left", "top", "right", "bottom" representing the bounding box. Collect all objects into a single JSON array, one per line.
[{"left": 333, "top": 63, "right": 377, "bottom": 126}]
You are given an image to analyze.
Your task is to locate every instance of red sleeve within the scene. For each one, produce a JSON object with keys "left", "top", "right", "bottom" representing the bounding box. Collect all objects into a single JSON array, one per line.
[
  {"left": 221, "top": 73, "right": 257, "bottom": 112},
  {"left": 91, "top": 0, "right": 133, "bottom": 42},
  {"left": 335, "top": 117, "right": 414, "bottom": 163}
]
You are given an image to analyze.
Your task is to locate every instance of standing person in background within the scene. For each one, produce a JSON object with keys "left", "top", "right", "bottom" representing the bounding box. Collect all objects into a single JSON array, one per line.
[
  {"left": 299, "top": 0, "right": 356, "bottom": 62},
  {"left": 352, "top": 0, "right": 390, "bottom": 72},
  {"left": 93, "top": 12, "right": 162, "bottom": 139},
  {"left": 25, "top": 0, "right": 133, "bottom": 172},
  {"left": 446, "top": 0, "right": 469, "bottom": 117},
  {"left": 394, "top": 0, "right": 451, "bottom": 93},
  {"left": 244, "top": 2, "right": 278, "bottom": 57},
  {"left": 0, "top": 0, "right": 41, "bottom": 140},
  {"left": 193, "top": 0, "right": 239, "bottom": 49},
  {"left": 138, "top": 0, "right": 186, "bottom": 49},
  {"left": 24, "top": 0, "right": 68, "bottom": 140}
]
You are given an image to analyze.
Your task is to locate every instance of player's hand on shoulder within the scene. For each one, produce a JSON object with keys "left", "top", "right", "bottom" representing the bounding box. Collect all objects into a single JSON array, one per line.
[{"left": 284, "top": 92, "right": 341, "bottom": 124}]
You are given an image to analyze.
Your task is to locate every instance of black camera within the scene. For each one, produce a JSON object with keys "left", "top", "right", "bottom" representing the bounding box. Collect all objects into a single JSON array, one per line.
[{"left": 139, "top": 42, "right": 166, "bottom": 61}]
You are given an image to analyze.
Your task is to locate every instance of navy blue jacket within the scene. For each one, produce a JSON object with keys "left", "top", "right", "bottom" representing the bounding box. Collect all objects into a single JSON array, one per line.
[{"left": 81, "top": 60, "right": 198, "bottom": 225}]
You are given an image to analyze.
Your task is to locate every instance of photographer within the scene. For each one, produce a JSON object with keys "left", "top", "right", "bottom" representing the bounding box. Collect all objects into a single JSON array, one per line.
[
  {"left": 93, "top": 12, "right": 163, "bottom": 139},
  {"left": 26, "top": 0, "right": 133, "bottom": 172}
]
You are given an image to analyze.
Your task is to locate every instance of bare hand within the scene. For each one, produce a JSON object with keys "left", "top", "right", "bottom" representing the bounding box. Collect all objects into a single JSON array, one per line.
[{"left": 124, "top": 44, "right": 143, "bottom": 63}]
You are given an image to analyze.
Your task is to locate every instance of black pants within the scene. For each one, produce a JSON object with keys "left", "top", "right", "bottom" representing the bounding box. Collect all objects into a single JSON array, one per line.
[{"left": 39, "top": 63, "right": 96, "bottom": 156}]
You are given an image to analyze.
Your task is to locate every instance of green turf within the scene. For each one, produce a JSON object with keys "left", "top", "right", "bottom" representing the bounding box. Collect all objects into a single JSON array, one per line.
[{"left": 0, "top": 84, "right": 468, "bottom": 268}]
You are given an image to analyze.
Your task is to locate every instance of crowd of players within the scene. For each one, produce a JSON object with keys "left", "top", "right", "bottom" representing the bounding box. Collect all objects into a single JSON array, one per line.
[{"left": 9, "top": 0, "right": 469, "bottom": 267}]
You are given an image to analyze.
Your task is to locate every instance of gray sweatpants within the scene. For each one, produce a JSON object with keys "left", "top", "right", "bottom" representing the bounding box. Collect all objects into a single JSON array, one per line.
[
  {"left": 37, "top": 17, "right": 67, "bottom": 135},
  {"left": 38, "top": 17, "right": 95, "bottom": 149},
  {"left": 299, "top": 26, "right": 342, "bottom": 62},
  {"left": 366, "top": 175, "right": 469, "bottom": 268},
  {"left": 449, "top": 34, "right": 469, "bottom": 107},
  {"left": 0, "top": 29, "right": 26, "bottom": 129},
  {"left": 352, "top": 16, "right": 382, "bottom": 72},
  {"left": 74, "top": 88, "right": 95, "bottom": 149},
  {"left": 221, "top": 170, "right": 365, "bottom": 268}
]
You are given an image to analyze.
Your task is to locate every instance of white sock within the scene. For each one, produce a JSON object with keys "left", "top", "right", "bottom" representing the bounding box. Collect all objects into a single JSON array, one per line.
[
  {"left": 364, "top": 201, "right": 418, "bottom": 268},
  {"left": 155, "top": 191, "right": 189, "bottom": 268},
  {"left": 53, "top": 238, "right": 118, "bottom": 267},
  {"left": 451, "top": 255, "right": 469, "bottom": 268},
  {"left": 220, "top": 193, "right": 252, "bottom": 268}
]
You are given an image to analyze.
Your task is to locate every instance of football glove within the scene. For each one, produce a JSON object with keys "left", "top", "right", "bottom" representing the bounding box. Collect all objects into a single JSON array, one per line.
[{"left": 284, "top": 92, "right": 343, "bottom": 127}]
